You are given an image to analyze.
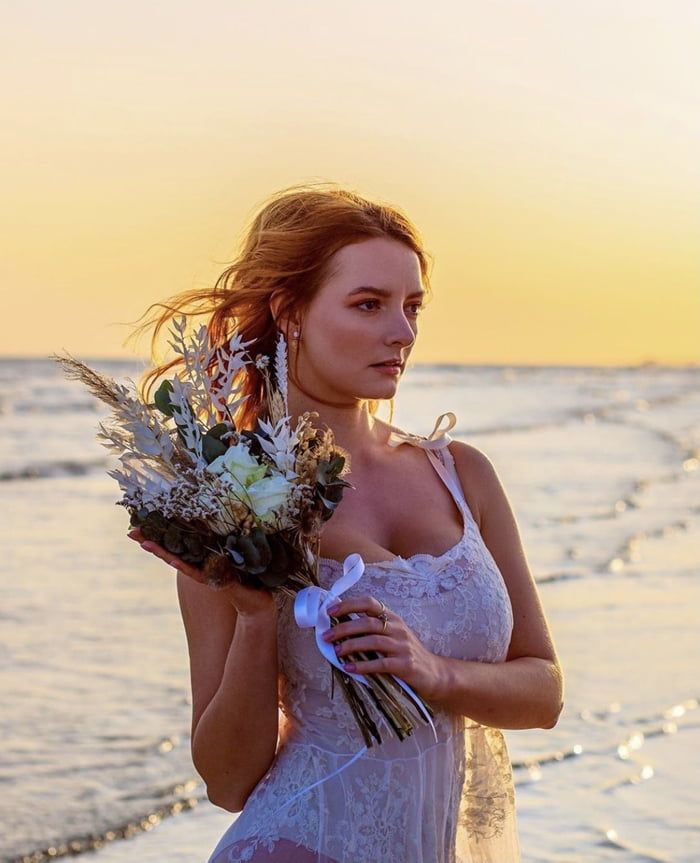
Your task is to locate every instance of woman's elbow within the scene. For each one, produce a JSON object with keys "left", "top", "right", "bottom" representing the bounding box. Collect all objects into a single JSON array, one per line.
[
  {"left": 206, "top": 784, "right": 245, "bottom": 813},
  {"left": 541, "top": 700, "right": 564, "bottom": 729}
]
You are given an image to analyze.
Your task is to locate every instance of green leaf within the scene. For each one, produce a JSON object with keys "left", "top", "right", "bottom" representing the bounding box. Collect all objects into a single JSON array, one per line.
[
  {"left": 318, "top": 492, "right": 341, "bottom": 511},
  {"left": 236, "top": 534, "right": 263, "bottom": 573},
  {"left": 163, "top": 524, "right": 186, "bottom": 555},
  {"left": 202, "top": 432, "right": 228, "bottom": 463},
  {"left": 208, "top": 422, "right": 234, "bottom": 440},
  {"left": 154, "top": 380, "right": 175, "bottom": 417},
  {"left": 257, "top": 536, "right": 291, "bottom": 588}
]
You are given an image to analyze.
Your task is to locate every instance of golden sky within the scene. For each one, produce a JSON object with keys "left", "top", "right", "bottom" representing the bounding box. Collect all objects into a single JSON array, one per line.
[{"left": 2, "top": 1, "right": 698, "bottom": 365}]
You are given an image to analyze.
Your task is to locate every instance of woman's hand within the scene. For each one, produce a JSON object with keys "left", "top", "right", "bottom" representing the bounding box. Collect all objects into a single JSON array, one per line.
[
  {"left": 321, "top": 594, "right": 445, "bottom": 701},
  {"left": 127, "top": 528, "right": 277, "bottom": 619}
]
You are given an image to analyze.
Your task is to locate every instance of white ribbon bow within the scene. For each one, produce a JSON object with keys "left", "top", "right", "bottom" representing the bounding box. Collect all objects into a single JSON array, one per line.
[
  {"left": 293, "top": 552, "right": 373, "bottom": 685},
  {"left": 386, "top": 410, "right": 457, "bottom": 450}
]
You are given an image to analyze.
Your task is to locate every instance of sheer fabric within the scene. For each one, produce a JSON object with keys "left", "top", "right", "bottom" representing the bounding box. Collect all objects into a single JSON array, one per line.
[{"left": 207, "top": 414, "right": 521, "bottom": 862}]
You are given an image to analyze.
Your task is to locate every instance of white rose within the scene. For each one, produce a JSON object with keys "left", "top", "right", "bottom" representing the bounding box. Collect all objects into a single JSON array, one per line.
[
  {"left": 245, "top": 474, "right": 293, "bottom": 524},
  {"left": 205, "top": 441, "right": 267, "bottom": 487}
]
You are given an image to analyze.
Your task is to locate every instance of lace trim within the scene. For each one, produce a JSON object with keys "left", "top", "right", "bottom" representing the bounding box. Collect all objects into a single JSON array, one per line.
[
  {"left": 316, "top": 514, "right": 471, "bottom": 576},
  {"left": 316, "top": 443, "right": 478, "bottom": 594},
  {"left": 316, "top": 523, "right": 483, "bottom": 599}
]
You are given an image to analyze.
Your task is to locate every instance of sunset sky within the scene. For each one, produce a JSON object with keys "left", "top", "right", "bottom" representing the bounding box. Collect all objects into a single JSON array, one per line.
[{"left": 2, "top": 1, "right": 698, "bottom": 365}]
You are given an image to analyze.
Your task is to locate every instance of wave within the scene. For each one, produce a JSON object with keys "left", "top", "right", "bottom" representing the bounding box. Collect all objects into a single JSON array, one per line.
[
  {"left": 0, "top": 458, "right": 108, "bottom": 482},
  {"left": 11, "top": 400, "right": 102, "bottom": 415},
  {"left": 7, "top": 779, "right": 205, "bottom": 863}
]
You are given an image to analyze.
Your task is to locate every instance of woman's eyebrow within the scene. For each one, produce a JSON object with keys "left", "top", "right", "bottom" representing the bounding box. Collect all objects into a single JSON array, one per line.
[{"left": 348, "top": 286, "right": 425, "bottom": 299}]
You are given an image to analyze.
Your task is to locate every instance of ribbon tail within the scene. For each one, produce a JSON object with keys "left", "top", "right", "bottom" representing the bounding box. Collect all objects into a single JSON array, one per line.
[
  {"left": 387, "top": 674, "right": 439, "bottom": 743},
  {"left": 268, "top": 744, "right": 369, "bottom": 818}
]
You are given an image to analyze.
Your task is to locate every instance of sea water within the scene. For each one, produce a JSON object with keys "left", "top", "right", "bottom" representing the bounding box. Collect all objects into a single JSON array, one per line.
[{"left": 1, "top": 357, "right": 698, "bottom": 863}]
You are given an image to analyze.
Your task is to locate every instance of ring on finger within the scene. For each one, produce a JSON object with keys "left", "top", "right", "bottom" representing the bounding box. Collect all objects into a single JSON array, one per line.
[{"left": 375, "top": 598, "right": 390, "bottom": 633}]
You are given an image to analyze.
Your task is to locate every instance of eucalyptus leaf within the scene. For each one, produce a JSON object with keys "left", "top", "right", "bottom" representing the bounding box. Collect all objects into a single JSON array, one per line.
[
  {"left": 236, "top": 534, "right": 263, "bottom": 573},
  {"left": 257, "top": 534, "right": 291, "bottom": 588},
  {"left": 202, "top": 432, "right": 228, "bottom": 464},
  {"left": 154, "top": 380, "right": 175, "bottom": 417},
  {"left": 208, "top": 422, "right": 234, "bottom": 440},
  {"left": 238, "top": 424, "right": 266, "bottom": 459},
  {"left": 318, "top": 492, "right": 341, "bottom": 511},
  {"left": 180, "top": 533, "right": 206, "bottom": 564},
  {"left": 140, "top": 522, "right": 165, "bottom": 542},
  {"left": 163, "top": 524, "right": 186, "bottom": 555},
  {"left": 129, "top": 507, "right": 150, "bottom": 527},
  {"left": 226, "top": 547, "right": 245, "bottom": 567}
]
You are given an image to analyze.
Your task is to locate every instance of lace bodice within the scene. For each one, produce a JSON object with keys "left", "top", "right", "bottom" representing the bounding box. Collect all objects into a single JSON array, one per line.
[{"left": 208, "top": 412, "right": 522, "bottom": 862}]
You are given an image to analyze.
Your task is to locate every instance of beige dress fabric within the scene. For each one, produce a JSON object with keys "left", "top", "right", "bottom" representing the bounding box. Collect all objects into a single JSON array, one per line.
[{"left": 208, "top": 413, "right": 522, "bottom": 862}]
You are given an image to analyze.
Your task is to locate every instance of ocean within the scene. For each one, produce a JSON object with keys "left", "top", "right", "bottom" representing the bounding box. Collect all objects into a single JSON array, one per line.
[{"left": 1, "top": 357, "right": 698, "bottom": 863}]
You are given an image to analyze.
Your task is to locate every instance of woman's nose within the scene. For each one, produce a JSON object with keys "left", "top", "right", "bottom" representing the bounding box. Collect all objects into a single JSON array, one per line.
[{"left": 388, "top": 315, "right": 416, "bottom": 345}]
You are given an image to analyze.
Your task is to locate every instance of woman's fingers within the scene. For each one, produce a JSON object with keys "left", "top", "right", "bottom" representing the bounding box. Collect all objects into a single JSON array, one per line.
[
  {"left": 323, "top": 613, "right": 395, "bottom": 643},
  {"left": 333, "top": 634, "right": 394, "bottom": 658},
  {"left": 326, "top": 594, "right": 389, "bottom": 619}
]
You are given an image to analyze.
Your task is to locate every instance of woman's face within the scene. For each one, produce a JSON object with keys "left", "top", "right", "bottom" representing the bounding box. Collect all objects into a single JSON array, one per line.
[{"left": 293, "top": 236, "right": 425, "bottom": 402}]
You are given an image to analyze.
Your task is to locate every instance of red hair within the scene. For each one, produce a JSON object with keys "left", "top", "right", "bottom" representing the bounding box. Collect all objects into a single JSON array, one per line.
[{"left": 126, "top": 181, "right": 434, "bottom": 430}]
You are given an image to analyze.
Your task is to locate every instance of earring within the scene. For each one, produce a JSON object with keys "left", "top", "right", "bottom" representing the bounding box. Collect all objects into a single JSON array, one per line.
[{"left": 292, "top": 330, "right": 299, "bottom": 339}]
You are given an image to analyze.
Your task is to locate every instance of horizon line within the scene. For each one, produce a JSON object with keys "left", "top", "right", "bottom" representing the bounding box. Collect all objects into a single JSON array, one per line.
[{"left": 1, "top": 354, "right": 697, "bottom": 370}]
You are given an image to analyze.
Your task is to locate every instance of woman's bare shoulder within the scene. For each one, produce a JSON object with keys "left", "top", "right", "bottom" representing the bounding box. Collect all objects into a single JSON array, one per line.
[{"left": 373, "top": 416, "right": 411, "bottom": 438}]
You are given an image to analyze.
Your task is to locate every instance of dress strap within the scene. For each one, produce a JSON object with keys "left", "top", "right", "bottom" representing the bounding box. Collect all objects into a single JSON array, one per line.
[
  {"left": 386, "top": 411, "right": 457, "bottom": 451},
  {"left": 386, "top": 411, "right": 468, "bottom": 513}
]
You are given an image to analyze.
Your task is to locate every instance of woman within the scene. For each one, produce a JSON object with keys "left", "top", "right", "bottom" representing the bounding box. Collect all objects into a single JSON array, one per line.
[{"left": 128, "top": 184, "right": 564, "bottom": 862}]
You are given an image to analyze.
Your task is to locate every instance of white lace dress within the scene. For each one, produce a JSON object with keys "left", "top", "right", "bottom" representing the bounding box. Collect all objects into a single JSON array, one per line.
[{"left": 207, "top": 413, "right": 522, "bottom": 862}]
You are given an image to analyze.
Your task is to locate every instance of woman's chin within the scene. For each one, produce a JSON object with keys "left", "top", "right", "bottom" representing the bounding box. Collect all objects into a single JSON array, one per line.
[{"left": 361, "top": 378, "right": 401, "bottom": 397}]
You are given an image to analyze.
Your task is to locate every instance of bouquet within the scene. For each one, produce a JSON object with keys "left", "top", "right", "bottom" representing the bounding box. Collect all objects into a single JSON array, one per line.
[{"left": 51, "top": 317, "right": 436, "bottom": 750}]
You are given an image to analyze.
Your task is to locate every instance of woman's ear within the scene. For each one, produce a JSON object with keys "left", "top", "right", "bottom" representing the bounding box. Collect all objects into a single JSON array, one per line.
[
  {"left": 269, "top": 291, "right": 300, "bottom": 341},
  {"left": 269, "top": 290, "right": 284, "bottom": 327}
]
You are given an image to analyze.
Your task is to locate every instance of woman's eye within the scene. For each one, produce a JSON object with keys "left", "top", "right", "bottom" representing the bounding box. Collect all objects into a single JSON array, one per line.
[
  {"left": 356, "top": 300, "right": 423, "bottom": 315},
  {"left": 357, "top": 299, "right": 380, "bottom": 311}
]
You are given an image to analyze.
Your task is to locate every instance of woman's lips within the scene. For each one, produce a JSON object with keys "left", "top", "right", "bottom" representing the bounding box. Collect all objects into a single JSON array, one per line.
[{"left": 371, "top": 364, "right": 401, "bottom": 375}]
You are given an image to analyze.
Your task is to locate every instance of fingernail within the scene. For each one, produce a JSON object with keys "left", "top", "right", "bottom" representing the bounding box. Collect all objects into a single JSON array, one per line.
[
  {"left": 327, "top": 604, "right": 341, "bottom": 614},
  {"left": 141, "top": 542, "right": 154, "bottom": 551}
]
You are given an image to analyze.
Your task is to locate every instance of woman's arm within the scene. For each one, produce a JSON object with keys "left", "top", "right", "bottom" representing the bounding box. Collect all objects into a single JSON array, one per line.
[
  {"left": 426, "top": 442, "right": 564, "bottom": 730},
  {"left": 177, "top": 572, "right": 280, "bottom": 812},
  {"left": 426, "top": 654, "right": 562, "bottom": 730}
]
